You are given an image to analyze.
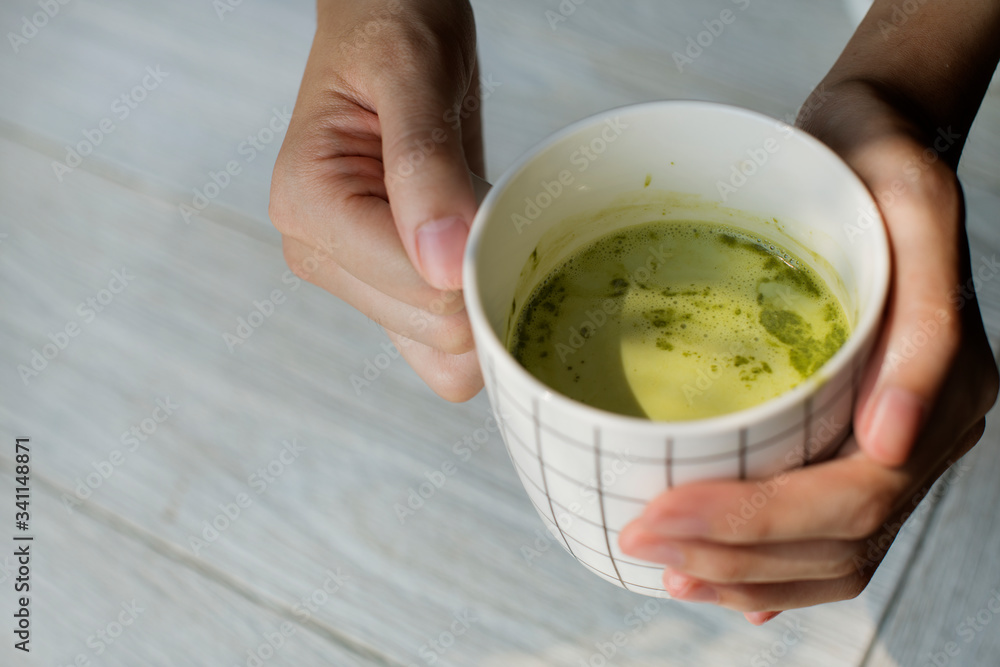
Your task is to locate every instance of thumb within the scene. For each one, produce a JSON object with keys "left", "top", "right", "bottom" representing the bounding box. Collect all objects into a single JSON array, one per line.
[
  {"left": 852, "top": 141, "right": 963, "bottom": 467},
  {"left": 377, "top": 75, "right": 479, "bottom": 292}
]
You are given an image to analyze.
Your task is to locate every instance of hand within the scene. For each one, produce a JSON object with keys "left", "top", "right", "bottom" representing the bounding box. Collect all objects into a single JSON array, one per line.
[
  {"left": 269, "top": 0, "right": 484, "bottom": 401},
  {"left": 619, "top": 79, "right": 998, "bottom": 623}
]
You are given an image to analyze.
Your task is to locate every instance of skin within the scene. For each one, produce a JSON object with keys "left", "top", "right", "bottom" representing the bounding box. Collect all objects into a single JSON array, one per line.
[
  {"left": 271, "top": 0, "right": 1000, "bottom": 623},
  {"left": 620, "top": 0, "right": 1000, "bottom": 623},
  {"left": 270, "top": 0, "right": 484, "bottom": 401}
]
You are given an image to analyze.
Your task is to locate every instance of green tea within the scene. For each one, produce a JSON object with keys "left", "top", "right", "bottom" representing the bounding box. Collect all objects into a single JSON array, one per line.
[{"left": 509, "top": 221, "right": 849, "bottom": 421}]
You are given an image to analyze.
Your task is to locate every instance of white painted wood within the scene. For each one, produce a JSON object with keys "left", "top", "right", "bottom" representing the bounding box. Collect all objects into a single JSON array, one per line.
[
  {"left": 861, "top": 403, "right": 1000, "bottom": 667},
  {"left": 0, "top": 131, "right": 910, "bottom": 665},
  {"left": 0, "top": 464, "right": 375, "bottom": 667},
  {"left": 0, "top": 0, "right": 998, "bottom": 664}
]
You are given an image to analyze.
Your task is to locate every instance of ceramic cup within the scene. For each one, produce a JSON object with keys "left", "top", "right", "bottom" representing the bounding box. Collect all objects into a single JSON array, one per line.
[{"left": 463, "top": 101, "right": 890, "bottom": 596}]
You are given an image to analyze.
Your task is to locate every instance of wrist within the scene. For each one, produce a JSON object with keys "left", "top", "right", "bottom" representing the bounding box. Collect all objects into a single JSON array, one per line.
[
  {"left": 796, "top": 79, "right": 927, "bottom": 156},
  {"left": 813, "top": 0, "right": 1000, "bottom": 147}
]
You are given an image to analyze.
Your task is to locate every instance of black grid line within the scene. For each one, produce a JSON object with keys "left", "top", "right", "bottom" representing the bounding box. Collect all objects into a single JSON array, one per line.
[
  {"left": 534, "top": 506, "right": 664, "bottom": 569},
  {"left": 812, "top": 422, "right": 853, "bottom": 463},
  {"left": 495, "top": 362, "right": 661, "bottom": 592},
  {"left": 738, "top": 428, "right": 748, "bottom": 480},
  {"left": 505, "top": 425, "right": 648, "bottom": 504},
  {"left": 519, "top": 500, "right": 668, "bottom": 591},
  {"left": 495, "top": 373, "right": 854, "bottom": 464},
  {"left": 493, "top": 356, "right": 860, "bottom": 597},
  {"left": 536, "top": 453, "right": 650, "bottom": 504},
  {"left": 517, "top": 464, "right": 665, "bottom": 573},
  {"left": 509, "top": 456, "right": 623, "bottom": 534},
  {"left": 504, "top": 420, "right": 551, "bottom": 467},
  {"left": 665, "top": 437, "right": 674, "bottom": 489},
  {"left": 502, "top": 379, "right": 853, "bottom": 505},
  {"left": 488, "top": 354, "right": 516, "bottom": 471},
  {"left": 595, "top": 427, "right": 629, "bottom": 591},
  {"left": 516, "top": 423, "right": 851, "bottom": 571},
  {"left": 574, "top": 556, "right": 669, "bottom": 593},
  {"left": 509, "top": 409, "right": 853, "bottom": 597},
  {"left": 500, "top": 378, "right": 802, "bottom": 463},
  {"left": 490, "top": 354, "right": 543, "bottom": 519},
  {"left": 533, "top": 397, "right": 575, "bottom": 558}
]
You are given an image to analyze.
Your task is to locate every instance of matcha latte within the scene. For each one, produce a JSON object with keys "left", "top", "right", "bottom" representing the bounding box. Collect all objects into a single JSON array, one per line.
[{"left": 509, "top": 221, "right": 850, "bottom": 421}]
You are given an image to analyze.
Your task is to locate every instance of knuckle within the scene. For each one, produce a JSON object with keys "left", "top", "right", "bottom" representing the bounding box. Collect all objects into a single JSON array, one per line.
[
  {"left": 281, "top": 241, "right": 312, "bottom": 283},
  {"left": 743, "top": 508, "right": 779, "bottom": 542},
  {"left": 381, "top": 120, "right": 463, "bottom": 186},
  {"left": 268, "top": 185, "right": 289, "bottom": 234},
  {"left": 845, "top": 490, "right": 893, "bottom": 539},
  {"left": 268, "top": 171, "right": 304, "bottom": 239},
  {"left": 913, "top": 308, "right": 963, "bottom": 379},
  {"left": 407, "top": 311, "right": 473, "bottom": 357},
  {"left": 376, "top": 14, "right": 472, "bottom": 79},
  {"left": 378, "top": 24, "right": 435, "bottom": 71},
  {"left": 899, "top": 302, "right": 962, "bottom": 373},
  {"left": 711, "top": 556, "right": 748, "bottom": 583},
  {"left": 832, "top": 544, "right": 866, "bottom": 578},
  {"left": 938, "top": 307, "right": 962, "bottom": 340},
  {"left": 426, "top": 364, "right": 483, "bottom": 404},
  {"left": 837, "top": 573, "right": 869, "bottom": 601},
  {"left": 911, "top": 160, "right": 959, "bottom": 208},
  {"left": 928, "top": 296, "right": 962, "bottom": 343},
  {"left": 434, "top": 380, "right": 480, "bottom": 404},
  {"left": 435, "top": 315, "right": 475, "bottom": 356},
  {"left": 393, "top": 302, "right": 472, "bottom": 356},
  {"left": 938, "top": 317, "right": 962, "bottom": 363},
  {"left": 419, "top": 288, "right": 466, "bottom": 317},
  {"left": 268, "top": 150, "right": 295, "bottom": 231},
  {"left": 718, "top": 584, "right": 764, "bottom": 613}
]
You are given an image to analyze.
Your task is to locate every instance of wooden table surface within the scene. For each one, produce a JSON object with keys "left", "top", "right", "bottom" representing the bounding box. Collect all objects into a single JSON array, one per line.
[{"left": 2, "top": 1, "right": 999, "bottom": 665}]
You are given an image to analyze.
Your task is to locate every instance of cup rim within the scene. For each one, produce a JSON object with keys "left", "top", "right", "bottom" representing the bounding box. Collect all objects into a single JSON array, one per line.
[{"left": 463, "top": 100, "right": 890, "bottom": 435}]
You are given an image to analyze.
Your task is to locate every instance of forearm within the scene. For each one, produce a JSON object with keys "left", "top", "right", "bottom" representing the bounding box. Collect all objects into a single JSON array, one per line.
[
  {"left": 813, "top": 0, "right": 1000, "bottom": 155},
  {"left": 315, "top": 0, "right": 474, "bottom": 49}
]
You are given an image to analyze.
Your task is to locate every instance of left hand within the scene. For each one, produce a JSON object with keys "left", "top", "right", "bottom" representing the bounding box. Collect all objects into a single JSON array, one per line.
[{"left": 619, "top": 79, "right": 999, "bottom": 624}]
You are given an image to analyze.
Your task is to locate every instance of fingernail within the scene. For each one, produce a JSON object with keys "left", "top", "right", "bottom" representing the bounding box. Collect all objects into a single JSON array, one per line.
[
  {"left": 745, "top": 611, "right": 781, "bottom": 625},
  {"left": 416, "top": 217, "right": 468, "bottom": 291},
  {"left": 643, "top": 516, "right": 709, "bottom": 538},
  {"left": 864, "top": 387, "right": 925, "bottom": 465},
  {"left": 628, "top": 541, "right": 685, "bottom": 567},
  {"left": 665, "top": 573, "right": 719, "bottom": 603}
]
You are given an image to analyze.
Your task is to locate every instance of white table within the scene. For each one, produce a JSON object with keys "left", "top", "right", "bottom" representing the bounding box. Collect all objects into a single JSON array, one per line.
[{"left": 1, "top": 1, "right": 999, "bottom": 665}]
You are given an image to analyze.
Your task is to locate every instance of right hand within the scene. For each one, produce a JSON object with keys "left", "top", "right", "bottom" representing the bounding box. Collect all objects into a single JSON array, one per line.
[{"left": 269, "top": 0, "right": 485, "bottom": 401}]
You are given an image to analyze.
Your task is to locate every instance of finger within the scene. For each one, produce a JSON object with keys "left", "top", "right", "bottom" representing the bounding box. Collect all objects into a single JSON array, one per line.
[
  {"left": 270, "top": 138, "right": 465, "bottom": 315},
  {"left": 744, "top": 612, "right": 781, "bottom": 625},
  {"left": 617, "top": 533, "right": 860, "bottom": 584},
  {"left": 462, "top": 57, "right": 486, "bottom": 178},
  {"left": 661, "top": 493, "right": 931, "bottom": 612},
  {"left": 627, "top": 467, "right": 944, "bottom": 588},
  {"left": 620, "top": 443, "right": 908, "bottom": 545},
  {"left": 844, "top": 134, "right": 963, "bottom": 466},
  {"left": 282, "top": 237, "right": 473, "bottom": 355},
  {"left": 373, "top": 49, "right": 480, "bottom": 291},
  {"left": 384, "top": 329, "right": 483, "bottom": 403},
  {"left": 623, "top": 422, "right": 982, "bottom": 547},
  {"left": 663, "top": 569, "right": 865, "bottom": 613}
]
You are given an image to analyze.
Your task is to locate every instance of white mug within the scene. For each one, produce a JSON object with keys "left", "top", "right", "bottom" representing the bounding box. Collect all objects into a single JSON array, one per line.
[{"left": 463, "top": 101, "right": 889, "bottom": 596}]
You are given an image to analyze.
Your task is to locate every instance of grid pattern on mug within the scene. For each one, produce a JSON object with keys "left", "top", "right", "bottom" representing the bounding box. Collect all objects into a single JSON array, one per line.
[
  {"left": 525, "top": 488, "right": 670, "bottom": 594},
  {"left": 487, "top": 352, "right": 859, "bottom": 593}
]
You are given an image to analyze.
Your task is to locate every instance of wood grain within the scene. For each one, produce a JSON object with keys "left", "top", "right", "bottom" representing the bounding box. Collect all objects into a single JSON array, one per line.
[
  {"left": 0, "top": 0, "right": 998, "bottom": 665},
  {"left": 861, "top": 408, "right": 1000, "bottom": 667}
]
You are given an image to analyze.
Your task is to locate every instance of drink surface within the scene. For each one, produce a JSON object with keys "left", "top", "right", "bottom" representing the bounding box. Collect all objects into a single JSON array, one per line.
[{"left": 509, "top": 220, "right": 849, "bottom": 421}]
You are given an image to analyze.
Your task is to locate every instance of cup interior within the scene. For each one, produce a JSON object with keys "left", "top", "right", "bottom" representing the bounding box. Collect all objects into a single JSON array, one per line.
[{"left": 465, "top": 101, "right": 888, "bottom": 424}]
